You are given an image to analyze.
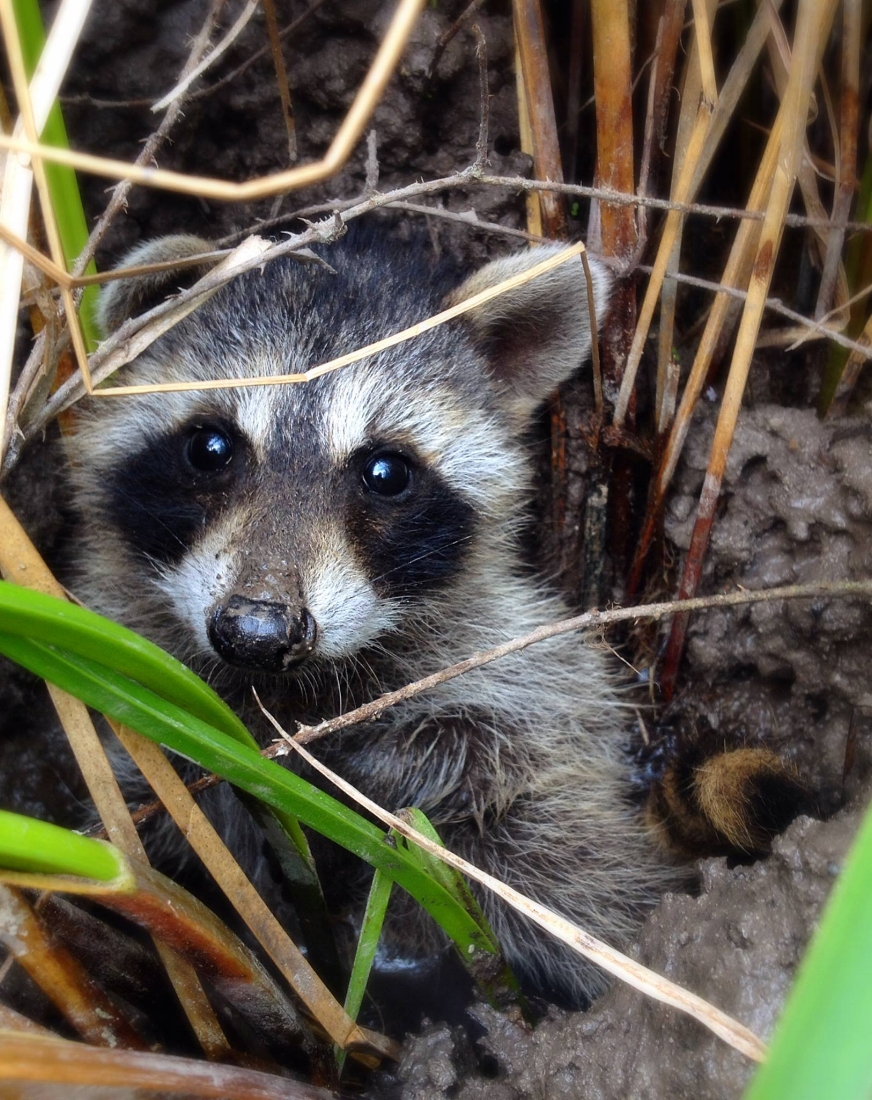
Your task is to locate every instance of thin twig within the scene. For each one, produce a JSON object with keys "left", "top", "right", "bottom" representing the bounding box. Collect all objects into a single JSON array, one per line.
[
  {"left": 286, "top": 580, "right": 872, "bottom": 747},
  {"left": 22, "top": 238, "right": 582, "bottom": 424},
  {"left": 364, "top": 130, "right": 379, "bottom": 192},
  {"left": 636, "top": 14, "right": 663, "bottom": 247},
  {"left": 9, "top": 167, "right": 871, "bottom": 469},
  {"left": 428, "top": 0, "right": 487, "bottom": 77},
  {"left": 0, "top": 1032, "right": 335, "bottom": 1099},
  {"left": 816, "top": 0, "right": 860, "bottom": 340},
  {"left": 263, "top": 0, "right": 297, "bottom": 162},
  {"left": 224, "top": 193, "right": 872, "bottom": 354},
  {"left": 0, "top": 0, "right": 428, "bottom": 204},
  {"left": 472, "top": 24, "right": 489, "bottom": 171},
  {"left": 186, "top": 0, "right": 330, "bottom": 104},
  {"left": 386, "top": 201, "right": 544, "bottom": 242},
  {"left": 152, "top": 0, "right": 257, "bottom": 112},
  {"left": 0, "top": 0, "right": 428, "bottom": 445},
  {"left": 4, "top": 162, "right": 869, "bottom": 471},
  {"left": 476, "top": 174, "right": 872, "bottom": 232},
  {"left": 635, "top": 263, "right": 869, "bottom": 358},
  {"left": 89, "top": 242, "right": 587, "bottom": 396},
  {"left": 73, "top": 0, "right": 226, "bottom": 276},
  {"left": 119, "top": 577, "right": 872, "bottom": 835}
]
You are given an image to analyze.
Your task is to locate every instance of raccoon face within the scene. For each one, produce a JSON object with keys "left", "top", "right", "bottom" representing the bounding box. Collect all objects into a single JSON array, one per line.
[
  {"left": 104, "top": 386, "right": 481, "bottom": 672},
  {"left": 70, "top": 233, "right": 610, "bottom": 676}
]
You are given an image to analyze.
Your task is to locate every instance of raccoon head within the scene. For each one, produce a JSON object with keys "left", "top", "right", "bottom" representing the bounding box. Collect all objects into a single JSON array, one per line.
[{"left": 69, "top": 233, "right": 610, "bottom": 681}]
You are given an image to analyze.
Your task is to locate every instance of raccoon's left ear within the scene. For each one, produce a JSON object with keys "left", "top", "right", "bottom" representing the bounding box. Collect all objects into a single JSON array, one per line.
[
  {"left": 97, "top": 235, "right": 215, "bottom": 335},
  {"left": 446, "top": 244, "right": 612, "bottom": 419}
]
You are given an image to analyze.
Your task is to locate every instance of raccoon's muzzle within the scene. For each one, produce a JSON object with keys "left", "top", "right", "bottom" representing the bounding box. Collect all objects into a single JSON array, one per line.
[{"left": 208, "top": 596, "right": 317, "bottom": 672}]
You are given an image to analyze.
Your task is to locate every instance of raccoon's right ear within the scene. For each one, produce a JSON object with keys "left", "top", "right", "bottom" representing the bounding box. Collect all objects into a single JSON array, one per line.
[
  {"left": 97, "top": 235, "right": 216, "bottom": 335},
  {"left": 446, "top": 244, "right": 612, "bottom": 420}
]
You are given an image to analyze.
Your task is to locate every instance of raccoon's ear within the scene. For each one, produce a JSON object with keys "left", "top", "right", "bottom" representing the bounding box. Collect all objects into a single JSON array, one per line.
[
  {"left": 446, "top": 244, "right": 612, "bottom": 418},
  {"left": 97, "top": 234, "right": 215, "bottom": 335}
]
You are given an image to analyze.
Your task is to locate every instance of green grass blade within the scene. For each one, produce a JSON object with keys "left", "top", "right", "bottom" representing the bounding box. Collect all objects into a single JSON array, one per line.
[
  {"left": 399, "top": 808, "right": 524, "bottom": 1010},
  {"left": 0, "top": 808, "right": 122, "bottom": 880},
  {"left": 0, "top": 580, "right": 347, "bottom": 985},
  {"left": 336, "top": 865, "right": 394, "bottom": 1072},
  {"left": 11, "top": 0, "right": 99, "bottom": 349},
  {"left": 0, "top": 629, "right": 493, "bottom": 955},
  {"left": 0, "top": 580, "right": 251, "bottom": 744},
  {"left": 743, "top": 801, "right": 872, "bottom": 1100},
  {"left": 398, "top": 808, "right": 500, "bottom": 953}
]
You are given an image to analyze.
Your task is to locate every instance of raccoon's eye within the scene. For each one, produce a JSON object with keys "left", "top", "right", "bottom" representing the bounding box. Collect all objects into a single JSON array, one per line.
[
  {"left": 186, "top": 426, "right": 234, "bottom": 472},
  {"left": 362, "top": 453, "right": 411, "bottom": 496}
]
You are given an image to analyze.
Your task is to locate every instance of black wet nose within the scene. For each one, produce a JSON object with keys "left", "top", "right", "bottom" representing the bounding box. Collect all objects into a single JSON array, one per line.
[{"left": 208, "top": 597, "right": 317, "bottom": 672}]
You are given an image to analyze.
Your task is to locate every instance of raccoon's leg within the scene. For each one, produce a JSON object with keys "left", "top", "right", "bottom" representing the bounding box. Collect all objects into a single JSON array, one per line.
[{"left": 646, "top": 742, "right": 814, "bottom": 858}]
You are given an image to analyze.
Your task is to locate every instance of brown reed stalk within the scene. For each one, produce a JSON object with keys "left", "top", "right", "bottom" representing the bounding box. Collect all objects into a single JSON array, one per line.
[
  {"left": 659, "top": 0, "right": 840, "bottom": 697},
  {"left": 0, "top": 495, "right": 231, "bottom": 1058}
]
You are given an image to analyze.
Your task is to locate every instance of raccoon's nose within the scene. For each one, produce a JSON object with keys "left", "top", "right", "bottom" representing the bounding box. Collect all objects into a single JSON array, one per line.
[{"left": 208, "top": 597, "right": 317, "bottom": 672}]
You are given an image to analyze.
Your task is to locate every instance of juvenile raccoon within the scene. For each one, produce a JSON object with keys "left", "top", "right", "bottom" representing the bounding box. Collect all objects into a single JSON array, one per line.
[{"left": 67, "top": 231, "right": 792, "bottom": 1007}]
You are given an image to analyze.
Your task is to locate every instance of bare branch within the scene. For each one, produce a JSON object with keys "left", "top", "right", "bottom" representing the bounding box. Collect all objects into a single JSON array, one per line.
[
  {"left": 364, "top": 130, "right": 380, "bottom": 192},
  {"left": 187, "top": 0, "right": 330, "bottom": 105},
  {"left": 73, "top": 0, "right": 227, "bottom": 275},
  {"left": 263, "top": 0, "right": 297, "bottom": 162},
  {"left": 152, "top": 0, "right": 257, "bottom": 113},
  {"left": 118, "top": 577, "right": 872, "bottom": 837},
  {"left": 472, "top": 24, "right": 489, "bottom": 172},
  {"left": 428, "top": 0, "right": 487, "bottom": 77},
  {"left": 286, "top": 579, "right": 872, "bottom": 747}
]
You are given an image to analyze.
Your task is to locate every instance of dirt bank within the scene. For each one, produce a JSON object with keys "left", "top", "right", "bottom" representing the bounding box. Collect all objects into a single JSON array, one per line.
[{"left": 396, "top": 800, "right": 869, "bottom": 1100}]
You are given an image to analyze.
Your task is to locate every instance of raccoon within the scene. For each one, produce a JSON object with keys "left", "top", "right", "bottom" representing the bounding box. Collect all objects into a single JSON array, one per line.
[{"left": 65, "top": 229, "right": 788, "bottom": 1007}]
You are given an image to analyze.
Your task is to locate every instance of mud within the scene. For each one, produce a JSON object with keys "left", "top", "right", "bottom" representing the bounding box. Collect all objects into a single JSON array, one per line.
[
  {"left": 666, "top": 404, "right": 872, "bottom": 803},
  {"left": 3, "top": 3, "right": 872, "bottom": 1097},
  {"left": 60, "top": 0, "right": 527, "bottom": 266},
  {"left": 395, "top": 800, "right": 869, "bottom": 1100}
]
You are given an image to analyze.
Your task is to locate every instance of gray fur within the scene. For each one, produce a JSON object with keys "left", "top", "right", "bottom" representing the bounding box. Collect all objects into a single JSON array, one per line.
[{"left": 68, "top": 233, "right": 684, "bottom": 1006}]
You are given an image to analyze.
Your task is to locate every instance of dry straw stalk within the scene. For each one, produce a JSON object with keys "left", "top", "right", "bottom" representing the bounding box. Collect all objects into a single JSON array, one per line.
[{"left": 0, "top": 495, "right": 231, "bottom": 1056}]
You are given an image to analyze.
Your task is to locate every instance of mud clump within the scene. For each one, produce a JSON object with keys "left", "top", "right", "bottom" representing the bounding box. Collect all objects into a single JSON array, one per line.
[{"left": 666, "top": 404, "right": 872, "bottom": 803}]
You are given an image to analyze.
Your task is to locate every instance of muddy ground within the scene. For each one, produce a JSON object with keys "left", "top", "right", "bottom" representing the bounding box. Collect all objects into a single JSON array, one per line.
[{"left": 3, "top": 1, "right": 872, "bottom": 1097}]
